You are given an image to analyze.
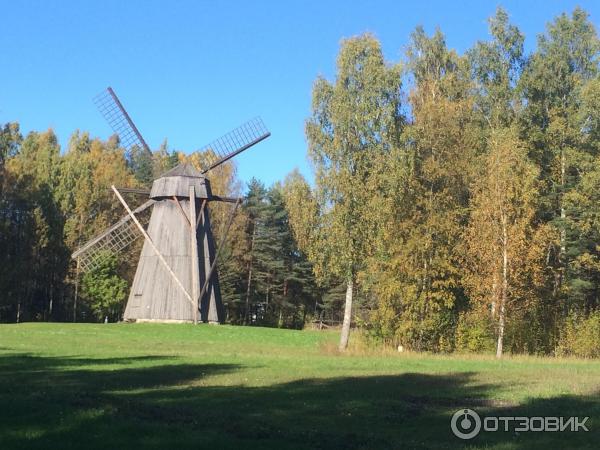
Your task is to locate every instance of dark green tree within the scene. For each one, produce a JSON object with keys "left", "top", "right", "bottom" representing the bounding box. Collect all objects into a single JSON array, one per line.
[{"left": 81, "top": 252, "right": 128, "bottom": 322}]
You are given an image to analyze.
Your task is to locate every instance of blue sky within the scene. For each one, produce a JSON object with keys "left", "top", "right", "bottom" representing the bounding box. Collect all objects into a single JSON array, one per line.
[{"left": 1, "top": 0, "right": 598, "bottom": 189}]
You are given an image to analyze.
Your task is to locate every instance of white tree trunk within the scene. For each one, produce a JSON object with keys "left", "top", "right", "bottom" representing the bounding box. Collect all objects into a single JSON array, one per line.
[
  {"left": 497, "top": 218, "right": 508, "bottom": 359},
  {"left": 491, "top": 272, "right": 498, "bottom": 317},
  {"left": 48, "top": 289, "right": 53, "bottom": 318},
  {"left": 339, "top": 277, "right": 354, "bottom": 351},
  {"left": 558, "top": 149, "right": 566, "bottom": 294}
]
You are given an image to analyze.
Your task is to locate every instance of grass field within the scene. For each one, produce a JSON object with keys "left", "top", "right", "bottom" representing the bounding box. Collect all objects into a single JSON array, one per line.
[{"left": 0, "top": 323, "right": 598, "bottom": 449}]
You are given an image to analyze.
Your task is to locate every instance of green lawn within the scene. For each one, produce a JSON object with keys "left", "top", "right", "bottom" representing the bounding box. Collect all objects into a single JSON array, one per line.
[{"left": 0, "top": 323, "right": 598, "bottom": 449}]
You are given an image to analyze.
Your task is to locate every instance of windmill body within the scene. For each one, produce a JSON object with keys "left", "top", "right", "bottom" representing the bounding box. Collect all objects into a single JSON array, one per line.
[
  {"left": 72, "top": 87, "right": 270, "bottom": 324},
  {"left": 124, "top": 163, "right": 223, "bottom": 323}
]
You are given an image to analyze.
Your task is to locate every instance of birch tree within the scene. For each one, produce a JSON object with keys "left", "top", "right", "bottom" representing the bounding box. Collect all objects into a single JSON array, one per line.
[
  {"left": 289, "top": 34, "right": 402, "bottom": 350},
  {"left": 464, "top": 128, "right": 538, "bottom": 357},
  {"left": 364, "top": 28, "right": 476, "bottom": 352}
]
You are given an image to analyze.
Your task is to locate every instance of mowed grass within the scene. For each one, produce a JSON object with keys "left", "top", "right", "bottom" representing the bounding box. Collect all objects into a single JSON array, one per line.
[{"left": 0, "top": 323, "right": 599, "bottom": 449}]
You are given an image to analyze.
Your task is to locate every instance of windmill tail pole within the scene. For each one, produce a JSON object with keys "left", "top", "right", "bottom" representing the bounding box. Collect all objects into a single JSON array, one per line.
[{"left": 197, "top": 198, "right": 242, "bottom": 306}]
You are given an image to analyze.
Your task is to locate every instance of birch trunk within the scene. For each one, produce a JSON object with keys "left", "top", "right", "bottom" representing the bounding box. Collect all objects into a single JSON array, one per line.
[
  {"left": 491, "top": 271, "right": 498, "bottom": 317},
  {"left": 339, "top": 277, "right": 354, "bottom": 351},
  {"left": 496, "top": 217, "right": 508, "bottom": 359},
  {"left": 557, "top": 148, "right": 566, "bottom": 298}
]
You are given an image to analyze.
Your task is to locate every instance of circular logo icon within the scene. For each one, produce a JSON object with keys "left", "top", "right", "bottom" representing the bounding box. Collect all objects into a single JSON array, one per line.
[{"left": 451, "top": 408, "right": 481, "bottom": 440}]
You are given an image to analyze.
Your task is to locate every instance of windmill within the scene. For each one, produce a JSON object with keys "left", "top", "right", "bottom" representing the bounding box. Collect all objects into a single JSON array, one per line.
[{"left": 72, "top": 87, "right": 270, "bottom": 324}]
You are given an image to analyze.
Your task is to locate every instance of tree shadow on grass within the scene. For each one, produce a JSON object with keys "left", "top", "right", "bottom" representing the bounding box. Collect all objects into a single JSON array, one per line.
[{"left": 0, "top": 353, "right": 597, "bottom": 450}]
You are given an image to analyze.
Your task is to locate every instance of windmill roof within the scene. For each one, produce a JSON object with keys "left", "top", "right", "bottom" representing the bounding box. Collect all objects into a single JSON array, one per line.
[{"left": 159, "top": 163, "right": 204, "bottom": 178}]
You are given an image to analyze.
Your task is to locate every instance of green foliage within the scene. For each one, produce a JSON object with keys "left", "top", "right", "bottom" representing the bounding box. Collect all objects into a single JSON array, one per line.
[
  {"left": 468, "top": 7, "right": 524, "bottom": 125},
  {"left": 81, "top": 252, "right": 128, "bottom": 321},
  {"left": 129, "top": 145, "right": 154, "bottom": 186},
  {"left": 298, "top": 7, "right": 600, "bottom": 356},
  {"left": 455, "top": 311, "right": 496, "bottom": 353},
  {"left": 303, "top": 34, "right": 403, "bottom": 283},
  {"left": 242, "top": 179, "right": 319, "bottom": 327},
  {"left": 1, "top": 129, "right": 67, "bottom": 322},
  {"left": 152, "top": 140, "right": 180, "bottom": 177},
  {"left": 0, "top": 122, "right": 21, "bottom": 168},
  {"left": 557, "top": 311, "right": 600, "bottom": 358}
]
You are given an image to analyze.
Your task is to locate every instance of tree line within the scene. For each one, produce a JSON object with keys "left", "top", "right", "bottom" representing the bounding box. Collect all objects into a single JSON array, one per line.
[
  {"left": 1, "top": 7, "right": 599, "bottom": 357},
  {"left": 283, "top": 7, "right": 600, "bottom": 357},
  {"left": 0, "top": 127, "right": 327, "bottom": 327}
]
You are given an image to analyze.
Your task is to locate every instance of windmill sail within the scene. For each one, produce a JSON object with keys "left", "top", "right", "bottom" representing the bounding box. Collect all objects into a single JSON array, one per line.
[
  {"left": 93, "top": 87, "right": 151, "bottom": 155},
  {"left": 199, "top": 117, "right": 270, "bottom": 173},
  {"left": 72, "top": 199, "right": 155, "bottom": 271}
]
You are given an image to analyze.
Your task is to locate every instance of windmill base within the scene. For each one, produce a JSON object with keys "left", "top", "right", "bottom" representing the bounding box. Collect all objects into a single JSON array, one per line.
[{"left": 124, "top": 318, "right": 221, "bottom": 325}]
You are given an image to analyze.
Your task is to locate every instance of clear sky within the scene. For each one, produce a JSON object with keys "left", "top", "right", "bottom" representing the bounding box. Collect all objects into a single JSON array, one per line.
[{"left": 1, "top": 0, "right": 598, "bottom": 189}]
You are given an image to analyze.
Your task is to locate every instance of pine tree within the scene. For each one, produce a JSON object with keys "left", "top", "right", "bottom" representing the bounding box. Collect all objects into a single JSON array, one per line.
[
  {"left": 130, "top": 145, "right": 154, "bottom": 187},
  {"left": 242, "top": 178, "right": 268, "bottom": 323}
]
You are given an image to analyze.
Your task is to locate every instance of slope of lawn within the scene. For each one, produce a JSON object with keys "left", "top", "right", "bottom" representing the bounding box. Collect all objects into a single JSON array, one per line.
[{"left": 0, "top": 323, "right": 598, "bottom": 449}]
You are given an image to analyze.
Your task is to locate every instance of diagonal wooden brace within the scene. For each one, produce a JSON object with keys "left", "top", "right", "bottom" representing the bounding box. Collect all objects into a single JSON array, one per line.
[
  {"left": 197, "top": 198, "right": 241, "bottom": 307},
  {"left": 196, "top": 199, "right": 207, "bottom": 228},
  {"left": 173, "top": 196, "right": 191, "bottom": 228}
]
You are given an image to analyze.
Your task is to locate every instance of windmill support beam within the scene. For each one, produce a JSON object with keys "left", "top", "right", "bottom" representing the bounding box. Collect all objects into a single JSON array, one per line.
[
  {"left": 189, "top": 186, "right": 200, "bottom": 324},
  {"left": 196, "top": 200, "right": 207, "bottom": 228},
  {"left": 112, "top": 188, "right": 242, "bottom": 204},
  {"left": 173, "top": 196, "right": 191, "bottom": 228},
  {"left": 210, "top": 195, "right": 244, "bottom": 204},
  {"left": 197, "top": 198, "right": 241, "bottom": 306},
  {"left": 111, "top": 185, "right": 194, "bottom": 306},
  {"left": 116, "top": 187, "right": 151, "bottom": 195}
]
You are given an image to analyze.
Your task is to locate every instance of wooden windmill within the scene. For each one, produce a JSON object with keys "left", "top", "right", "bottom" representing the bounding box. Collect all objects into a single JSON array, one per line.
[{"left": 72, "top": 87, "right": 270, "bottom": 324}]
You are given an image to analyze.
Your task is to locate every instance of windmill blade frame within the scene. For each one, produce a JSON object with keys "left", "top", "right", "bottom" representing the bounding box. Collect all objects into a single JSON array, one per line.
[
  {"left": 93, "top": 87, "right": 151, "bottom": 155},
  {"left": 199, "top": 117, "right": 270, "bottom": 173},
  {"left": 72, "top": 199, "right": 155, "bottom": 272}
]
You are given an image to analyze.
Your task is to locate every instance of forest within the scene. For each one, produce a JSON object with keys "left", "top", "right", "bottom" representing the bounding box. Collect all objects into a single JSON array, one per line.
[{"left": 1, "top": 7, "right": 599, "bottom": 358}]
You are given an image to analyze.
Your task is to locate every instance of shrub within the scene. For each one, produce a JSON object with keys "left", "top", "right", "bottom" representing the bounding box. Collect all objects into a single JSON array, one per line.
[
  {"left": 82, "top": 252, "right": 128, "bottom": 322},
  {"left": 455, "top": 311, "right": 495, "bottom": 353},
  {"left": 556, "top": 311, "right": 600, "bottom": 358}
]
